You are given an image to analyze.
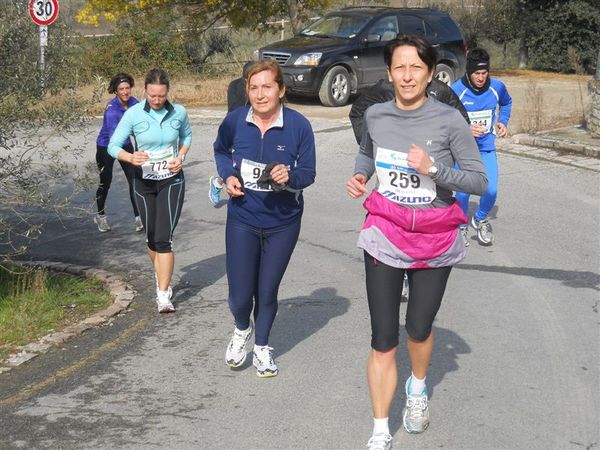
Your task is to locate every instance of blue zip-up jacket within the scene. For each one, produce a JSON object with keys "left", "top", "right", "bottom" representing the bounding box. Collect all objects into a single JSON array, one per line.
[
  {"left": 451, "top": 78, "right": 512, "bottom": 152},
  {"left": 108, "top": 100, "right": 192, "bottom": 159},
  {"left": 214, "top": 105, "right": 316, "bottom": 228},
  {"left": 96, "top": 96, "right": 139, "bottom": 147}
]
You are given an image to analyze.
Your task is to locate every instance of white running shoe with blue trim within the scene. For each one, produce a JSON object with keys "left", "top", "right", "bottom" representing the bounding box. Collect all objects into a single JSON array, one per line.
[{"left": 403, "top": 376, "right": 429, "bottom": 434}]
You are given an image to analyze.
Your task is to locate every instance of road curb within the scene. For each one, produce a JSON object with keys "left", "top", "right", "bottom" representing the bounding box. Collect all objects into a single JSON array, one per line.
[
  {"left": 0, "top": 261, "right": 136, "bottom": 374},
  {"left": 511, "top": 133, "right": 600, "bottom": 158}
]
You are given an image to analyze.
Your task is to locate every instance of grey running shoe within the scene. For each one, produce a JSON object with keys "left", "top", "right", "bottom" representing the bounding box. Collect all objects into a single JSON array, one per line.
[
  {"left": 401, "top": 273, "right": 409, "bottom": 301},
  {"left": 134, "top": 216, "right": 144, "bottom": 232},
  {"left": 403, "top": 376, "right": 429, "bottom": 434},
  {"left": 460, "top": 226, "right": 469, "bottom": 247},
  {"left": 253, "top": 345, "right": 278, "bottom": 378},
  {"left": 225, "top": 323, "right": 253, "bottom": 368},
  {"left": 471, "top": 216, "right": 494, "bottom": 246},
  {"left": 94, "top": 214, "right": 111, "bottom": 232},
  {"left": 367, "top": 433, "right": 392, "bottom": 450},
  {"left": 156, "top": 289, "right": 175, "bottom": 313}
]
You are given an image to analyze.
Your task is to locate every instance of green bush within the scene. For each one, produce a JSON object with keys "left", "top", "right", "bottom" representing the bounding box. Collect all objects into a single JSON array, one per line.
[{"left": 527, "top": 0, "right": 600, "bottom": 73}]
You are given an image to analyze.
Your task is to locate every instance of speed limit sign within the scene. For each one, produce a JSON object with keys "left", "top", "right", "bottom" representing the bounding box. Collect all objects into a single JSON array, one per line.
[{"left": 29, "top": 0, "right": 59, "bottom": 26}]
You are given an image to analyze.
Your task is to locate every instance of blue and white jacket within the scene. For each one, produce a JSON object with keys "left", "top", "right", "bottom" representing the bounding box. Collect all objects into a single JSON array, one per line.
[
  {"left": 214, "top": 105, "right": 316, "bottom": 228},
  {"left": 451, "top": 78, "right": 512, "bottom": 152}
]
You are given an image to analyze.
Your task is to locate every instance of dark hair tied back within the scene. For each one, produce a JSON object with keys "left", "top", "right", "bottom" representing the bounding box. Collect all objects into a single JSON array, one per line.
[
  {"left": 108, "top": 73, "right": 134, "bottom": 94},
  {"left": 145, "top": 68, "right": 170, "bottom": 89}
]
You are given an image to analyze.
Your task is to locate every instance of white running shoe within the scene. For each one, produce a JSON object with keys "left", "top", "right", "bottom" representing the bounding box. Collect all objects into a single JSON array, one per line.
[
  {"left": 156, "top": 289, "right": 175, "bottom": 313},
  {"left": 134, "top": 216, "right": 144, "bottom": 232},
  {"left": 401, "top": 273, "right": 409, "bottom": 301},
  {"left": 472, "top": 217, "right": 494, "bottom": 246},
  {"left": 366, "top": 433, "right": 392, "bottom": 450},
  {"left": 460, "top": 226, "right": 469, "bottom": 247},
  {"left": 94, "top": 214, "right": 111, "bottom": 232},
  {"left": 225, "top": 323, "right": 253, "bottom": 368},
  {"left": 253, "top": 345, "right": 278, "bottom": 378},
  {"left": 403, "top": 376, "right": 429, "bottom": 434}
]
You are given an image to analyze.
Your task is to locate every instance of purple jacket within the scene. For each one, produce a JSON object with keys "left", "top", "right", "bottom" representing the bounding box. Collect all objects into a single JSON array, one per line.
[{"left": 96, "top": 96, "right": 139, "bottom": 147}]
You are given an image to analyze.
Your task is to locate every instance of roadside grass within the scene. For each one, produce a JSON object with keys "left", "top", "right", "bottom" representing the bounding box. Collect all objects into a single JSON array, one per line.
[{"left": 0, "top": 265, "right": 112, "bottom": 361}]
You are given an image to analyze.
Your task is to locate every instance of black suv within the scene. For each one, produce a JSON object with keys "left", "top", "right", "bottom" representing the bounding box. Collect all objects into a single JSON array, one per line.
[{"left": 256, "top": 7, "right": 467, "bottom": 107}]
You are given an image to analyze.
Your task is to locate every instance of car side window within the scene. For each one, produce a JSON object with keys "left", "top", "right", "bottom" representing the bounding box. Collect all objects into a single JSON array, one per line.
[
  {"left": 368, "top": 16, "right": 399, "bottom": 42},
  {"left": 397, "top": 15, "right": 426, "bottom": 36}
]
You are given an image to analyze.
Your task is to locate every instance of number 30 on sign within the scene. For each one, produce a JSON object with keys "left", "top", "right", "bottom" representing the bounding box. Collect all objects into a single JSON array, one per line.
[{"left": 29, "top": 0, "right": 59, "bottom": 26}]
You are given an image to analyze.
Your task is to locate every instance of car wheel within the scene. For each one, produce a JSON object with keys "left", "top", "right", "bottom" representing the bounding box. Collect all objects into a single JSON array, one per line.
[
  {"left": 434, "top": 63, "right": 455, "bottom": 85},
  {"left": 318, "top": 66, "right": 351, "bottom": 107}
]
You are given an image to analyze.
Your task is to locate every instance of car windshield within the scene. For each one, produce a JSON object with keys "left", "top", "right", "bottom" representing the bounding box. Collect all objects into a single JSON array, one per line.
[{"left": 299, "top": 14, "right": 370, "bottom": 39}]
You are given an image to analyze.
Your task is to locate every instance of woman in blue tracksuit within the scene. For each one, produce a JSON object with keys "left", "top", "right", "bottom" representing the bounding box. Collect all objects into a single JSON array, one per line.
[
  {"left": 109, "top": 68, "right": 192, "bottom": 314},
  {"left": 94, "top": 73, "right": 140, "bottom": 233},
  {"left": 451, "top": 48, "right": 512, "bottom": 246},
  {"left": 214, "top": 60, "right": 316, "bottom": 378}
]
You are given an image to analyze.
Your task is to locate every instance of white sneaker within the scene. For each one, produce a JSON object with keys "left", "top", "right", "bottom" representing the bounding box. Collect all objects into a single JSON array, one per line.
[
  {"left": 94, "top": 214, "right": 111, "bottom": 232},
  {"left": 253, "top": 345, "right": 278, "bottom": 378},
  {"left": 156, "top": 289, "right": 175, "bottom": 313},
  {"left": 225, "top": 323, "right": 253, "bottom": 368},
  {"left": 401, "top": 273, "right": 409, "bottom": 301},
  {"left": 460, "top": 226, "right": 469, "bottom": 247},
  {"left": 134, "top": 216, "right": 144, "bottom": 232},
  {"left": 154, "top": 273, "right": 172, "bottom": 298},
  {"left": 403, "top": 376, "right": 429, "bottom": 433},
  {"left": 367, "top": 433, "right": 392, "bottom": 450}
]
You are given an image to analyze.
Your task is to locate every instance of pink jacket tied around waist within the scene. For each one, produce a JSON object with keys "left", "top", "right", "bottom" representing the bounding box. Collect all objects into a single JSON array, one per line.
[{"left": 357, "top": 190, "right": 468, "bottom": 269}]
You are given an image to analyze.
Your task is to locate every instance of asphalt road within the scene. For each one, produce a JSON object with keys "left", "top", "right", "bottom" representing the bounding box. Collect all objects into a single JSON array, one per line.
[{"left": 0, "top": 111, "right": 598, "bottom": 449}]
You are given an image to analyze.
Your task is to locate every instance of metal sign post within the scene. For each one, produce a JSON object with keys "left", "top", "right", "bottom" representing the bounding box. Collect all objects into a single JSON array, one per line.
[{"left": 29, "top": 0, "right": 59, "bottom": 92}]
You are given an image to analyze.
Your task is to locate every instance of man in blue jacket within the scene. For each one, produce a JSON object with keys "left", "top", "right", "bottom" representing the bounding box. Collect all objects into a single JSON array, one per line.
[{"left": 451, "top": 48, "right": 512, "bottom": 246}]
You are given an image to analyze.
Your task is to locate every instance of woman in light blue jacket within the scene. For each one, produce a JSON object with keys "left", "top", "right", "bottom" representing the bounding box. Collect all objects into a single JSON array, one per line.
[{"left": 108, "top": 68, "right": 192, "bottom": 313}]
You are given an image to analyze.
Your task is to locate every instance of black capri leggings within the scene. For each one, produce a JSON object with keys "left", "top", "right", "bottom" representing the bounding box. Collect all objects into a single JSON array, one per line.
[
  {"left": 134, "top": 173, "right": 185, "bottom": 253},
  {"left": 364, "top": 251, "right": 452, "bottom": 351},
  {"left": 95, "top": 143, "right": 138, "bottom": 217}
]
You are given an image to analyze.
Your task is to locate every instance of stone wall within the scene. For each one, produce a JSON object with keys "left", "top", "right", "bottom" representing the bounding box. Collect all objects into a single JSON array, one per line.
[{"left": 588, "top": 79, "right": 600, "bottom": 137}]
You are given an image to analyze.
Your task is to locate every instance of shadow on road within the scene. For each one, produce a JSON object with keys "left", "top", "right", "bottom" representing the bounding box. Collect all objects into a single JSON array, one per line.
[
  {"left": 458, "top": 263, "right": 599, "bottom": 290},
  {"left": 390, "top": 326, "right": 471, "bottom": 435},
  {"left": 271, "top": 287, "right": 350, "bottom": 359}
]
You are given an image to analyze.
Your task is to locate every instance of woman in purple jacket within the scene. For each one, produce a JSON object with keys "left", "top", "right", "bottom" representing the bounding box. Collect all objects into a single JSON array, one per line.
[{"left": 94, "top": 73, "right": 140, "bottom": 233}]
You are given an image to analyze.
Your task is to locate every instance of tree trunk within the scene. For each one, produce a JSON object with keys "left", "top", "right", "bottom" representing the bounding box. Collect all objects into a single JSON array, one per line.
[
  {"left": 288, "top": 0, "right": 300, "bottom": 35},
  {"left": 518, "top": 35, "right": 528, "bottom": 68}
]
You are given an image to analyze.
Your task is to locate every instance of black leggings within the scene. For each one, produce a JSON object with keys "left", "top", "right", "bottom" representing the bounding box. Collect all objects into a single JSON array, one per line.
[
  {"left": 95, "top": 144, "right": 138, "bottom": 217},
  {"left": 134, "top": 173, "right": 185, "bottom": 253},
  {"left": 364, "top": 251, "right": 452, "bottom": 351}
]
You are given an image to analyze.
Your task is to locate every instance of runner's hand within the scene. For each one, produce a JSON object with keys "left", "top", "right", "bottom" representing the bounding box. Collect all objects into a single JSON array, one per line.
[
  {"left": 270, "top": 164, "right": 289, "bottom": 185},
  {"left": 129, "top": 150, "right": 149, "bottom": 166},
  {"left": 226, "top": 175, "right": 244, "bottom": 197},
  {"left": 496, "top": 122, "right": 508, "bottom": 137},
  {"left": 470, "top": 123, "right": 486, "bottom": 138},
  {"left": 347, "top": 174, "right": 368, "bottom": 198},
  {"left": 169, "top": 156, "right": 183, "bottom": 174},
  {"left": 407, "top": 144, "right": 432, "bottom": 175}
]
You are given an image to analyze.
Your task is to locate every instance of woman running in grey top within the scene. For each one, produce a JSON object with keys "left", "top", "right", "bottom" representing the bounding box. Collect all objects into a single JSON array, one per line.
[{"left": 346, "top": 35, "right": 487, "bottom": 450}]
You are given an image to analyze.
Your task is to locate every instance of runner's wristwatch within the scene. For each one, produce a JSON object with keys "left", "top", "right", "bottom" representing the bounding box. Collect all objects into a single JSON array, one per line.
[
  {"left": 180, "top": 153, "right": 186, "bottom": 162},
  {"left": 428, "top": 157, "right": 438, "bottom": 176}
]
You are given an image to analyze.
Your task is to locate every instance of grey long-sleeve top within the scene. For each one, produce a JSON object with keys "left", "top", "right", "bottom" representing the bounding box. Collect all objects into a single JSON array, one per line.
[{"left": 354, "top": 98, "right": 487, "bottom": 209}]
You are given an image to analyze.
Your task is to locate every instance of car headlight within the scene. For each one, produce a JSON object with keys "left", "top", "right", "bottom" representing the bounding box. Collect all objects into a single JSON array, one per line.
[
  {"left": 253, "top": 49, "right": 260, "bottom": 60},
  {"left": 294, "top": 52, "right": 322, "bottom": 66}
]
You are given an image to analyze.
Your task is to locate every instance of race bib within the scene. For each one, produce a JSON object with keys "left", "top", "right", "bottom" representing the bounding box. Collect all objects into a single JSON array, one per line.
[
  {"left": 468, "top": 109, "right": 493, "bottom": 133},
  {"left": 141, "top": 146, "right": 175, "bottom": 181},
  {"left": 375, "top": 147, "right": 436, "bottom": 205},
  {"left": 240, "top": 159, "right": 271, "bottom": 192}
]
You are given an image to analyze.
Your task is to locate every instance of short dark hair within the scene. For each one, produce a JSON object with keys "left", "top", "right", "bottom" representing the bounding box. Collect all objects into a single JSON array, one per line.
[
  {"left": 145, "top": 68, "right": 170, "bottom": 89},
  {"left": 108, "top": 73, "right": 134, "bottom": 94},
  {"left": 384, "top": 34, "right": 437, "bottom": 73}
]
